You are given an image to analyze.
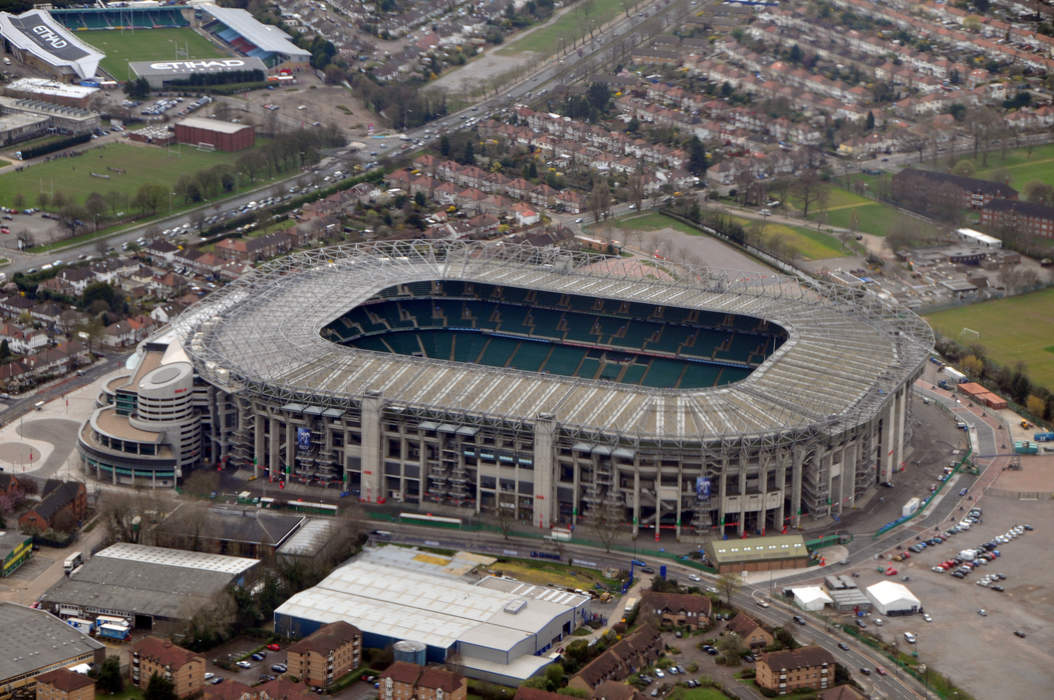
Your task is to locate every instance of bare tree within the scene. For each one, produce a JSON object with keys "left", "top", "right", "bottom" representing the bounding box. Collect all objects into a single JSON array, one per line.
[
  {"left": 792, "top": 169, "right": 826, "bottom": 218},
  {"left": 496, "top": 493, "right": 517, "bottom": 540},
  {"left": 586, "top": 491, "right": 624, "bottom": 552},
  {"left": 717, "top": 571, "right": 742, "bottom": 606},
  {"left": 590, "top": 179, "right": 611, "bottom": 223}
]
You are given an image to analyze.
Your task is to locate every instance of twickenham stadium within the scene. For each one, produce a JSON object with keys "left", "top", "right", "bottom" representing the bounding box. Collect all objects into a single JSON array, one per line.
[{"left": 79, "top": 241, "right": 933, "bottom": 538}]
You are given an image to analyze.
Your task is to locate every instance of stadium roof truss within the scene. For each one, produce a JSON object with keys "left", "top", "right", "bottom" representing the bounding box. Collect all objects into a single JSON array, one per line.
[{"left": 175, "top": 241, "right": 932, "bottom": 447}]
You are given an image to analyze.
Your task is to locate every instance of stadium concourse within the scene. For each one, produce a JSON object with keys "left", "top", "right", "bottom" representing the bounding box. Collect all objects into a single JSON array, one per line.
[{"left": 78, "top": 241, "right": 932, "bottom": 540}]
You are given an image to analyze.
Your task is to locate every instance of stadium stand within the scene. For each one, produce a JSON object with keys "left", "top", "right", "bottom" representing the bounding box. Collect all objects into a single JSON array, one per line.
[
  {"left": 320, "top": 280, "right": 788, "bottom": 389},
  {"left": 51, "top": 7, "right": 189, "bottom": 31}
]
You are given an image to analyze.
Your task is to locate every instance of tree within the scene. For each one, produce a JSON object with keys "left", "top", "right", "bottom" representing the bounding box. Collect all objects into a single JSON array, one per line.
[
  {"left": 144, "top": 674, "right": 177, "bottom": 700},
  {"left": 961, "top": 354, "right": 984, "bottom": 378},
  {"left": 686, "top": 136, "right": 707, "bottom": 176},
  {"left": 0, "top": 339, "right": 9, "bottom": 360},
  {"left": 1026, "top": 394, "right": 1045, "bottom": 418},
  {"left": 586, "top": 492, "right": 623, "bottom": 552},
  {"left": 590, "top": 179, "right": 611, "bottom": 223},
  {"left": 792, "top": 169, "right": 826, "bottom": 217},
  {"left": 715, "top": 631, "right": 746, "bottom": 665},
  {"left": 865, "top": 111, "right": 875, "bottom": 131},
  {"left": 496, "top": 492, "right": 517, "bottom": 540},
  {"left": 93, "top": 657, "right": 123, "bottom": 694},
  {"left": 84, "top": 192, "right": 107, "bottom": 230},
  {"left": 1023, "top": 180, "right": 1054, "bottom": 205},
  {"left": 717, "top": 572, "right": 741, "bottom": 606}
]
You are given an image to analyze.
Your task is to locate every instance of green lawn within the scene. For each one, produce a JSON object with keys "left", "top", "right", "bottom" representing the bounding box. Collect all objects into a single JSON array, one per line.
[
  {"left": 81, "top": 28, "right": 226, "bottom": 81},
  {"left": 499, "top": 0, "right": 626, "bottom": 56},
  {"left": 0, "top": 142, "right": 244, "bottom": 210},
  {"left": 724, "top": 214, "right": 846, "bottom": 260},
  {"left": 787, "top": 184, "right": 942, "bottom": 239},
  {"left": 926, "top": 287, "right": 1054, "bottom": 390},
  {"left": 601, "top": 211, "right": 844, "bottom": 260}
]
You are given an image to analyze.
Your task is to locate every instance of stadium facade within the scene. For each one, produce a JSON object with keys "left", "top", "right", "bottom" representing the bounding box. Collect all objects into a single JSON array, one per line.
[{"left": 79, "top": 241, "right": 932, "bottom": 537}]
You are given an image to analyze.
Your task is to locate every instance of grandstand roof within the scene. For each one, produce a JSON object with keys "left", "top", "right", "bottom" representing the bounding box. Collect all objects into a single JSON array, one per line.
[
  {"left": 174, "top": 241, "right": 933, "bottom": 443},
  {"left": 199, "top": 4, "right": 310, "bottom": 59},
  {"left": 0, "top": 10, "right": 103, "bottom": 80}
]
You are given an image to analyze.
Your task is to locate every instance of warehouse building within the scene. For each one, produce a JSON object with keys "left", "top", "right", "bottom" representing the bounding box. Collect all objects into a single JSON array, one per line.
[
  {"left": 38, "top": 543, "right": 259, "bottom": 633},
  {"left": 273, "top": 547, "right": 591, "bottom": 685},
  {"left": 0, "top": 96, "right": 99, "bottom": 134},
  {"left": 0, "top": 111, "right": 50, "bottom": 146},
  {"left": 865, "top": 581, "right": 921, "bottom": 616},
  {"left": 0, "top": 602, "right": 105, "bottom": 698},
  {"left": 129, "top": 57, "right": 267, "bottom": 90},
  {"left": 174, "top": 117, "right": 254, "bottom": 152}
]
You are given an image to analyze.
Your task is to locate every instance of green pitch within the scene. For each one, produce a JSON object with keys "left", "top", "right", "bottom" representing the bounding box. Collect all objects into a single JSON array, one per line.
[
  {"left": 0, "top": 142, "right": 243, "bottom": 210},
  {"left": 80, "top": 28, "right": 226, "bottom": 81},
  {"left": 926, "top": 287, "right": 1054, "bottom": 391}
]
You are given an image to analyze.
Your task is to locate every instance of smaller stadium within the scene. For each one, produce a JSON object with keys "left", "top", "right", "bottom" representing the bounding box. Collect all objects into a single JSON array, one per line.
[{"left": 0, "top": 4, "right": 309, "bottom": 84}]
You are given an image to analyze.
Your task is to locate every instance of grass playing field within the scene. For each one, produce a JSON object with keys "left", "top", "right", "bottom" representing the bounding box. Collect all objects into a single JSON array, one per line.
[
  {"left": 0, "top": 142, "right": 243, "bottom": 210},
  {"left": 80, "top": 28, "right": 226, "bottom": 81},
  {"left": 604, "top": 211, "right": 845, "bottom": 261},
  {"left": 972, "top": 143, "right": 1054, "bottom": 191},
  {"left": 787, "top": 184, "right": 943, "bottom": 239},
  {"left": 926, "top": 287, "right": 1054, "bottom": 391},
  {"left": 499, "top": 0, "right": 625, "bottom": 56}
]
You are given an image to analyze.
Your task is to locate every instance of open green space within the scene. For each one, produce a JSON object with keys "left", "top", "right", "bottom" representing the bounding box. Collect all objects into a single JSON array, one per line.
[
  {"left": 605, "top": 211, "right": 845, "bottom": 260},
  {"left": 81, "top": 28, "right": 226, "bottom": 81},
  {"left": 787, "top": 183, "right": 943, "bottom": 239},
  {"left": 926, "top": 286, "right": 1054, "bottom": 390},
  {"left": 0, "top": 142, "right": 246, "bottom": 211},
  {"left": 498, "top": 0, "right": 626, "bottom": 56}
]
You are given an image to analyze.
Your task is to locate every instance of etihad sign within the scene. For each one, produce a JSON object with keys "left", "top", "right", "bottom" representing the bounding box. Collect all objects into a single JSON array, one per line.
[
  {"left": 150, "top": 59, "right": 249, "bottom": 71},
  {"left": 32, "top": 25, "right": 68, "bottom": 49}
]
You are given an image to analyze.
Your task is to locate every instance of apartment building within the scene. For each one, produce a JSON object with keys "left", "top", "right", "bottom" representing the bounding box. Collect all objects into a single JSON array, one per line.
[
  {"left": 980, "top": 199, "right": 1054, "bottom": 239},
  {"left": 755, "top": 646, "right": 836, "bottom": 695},
  {"left": 130, "top": 637, "right": 205, "bottom": 698},
  {"left": 34, "top": 668, "right": 95, "bottom": 700},
  {"left": 286, "top": 621, "right": 362, "bottom": 689},
  {"left": 379, "top": 662, "right": 466, "bottom": 700},
  {"left": 640, "top": 591, "right": 712, "bottom": 629}
]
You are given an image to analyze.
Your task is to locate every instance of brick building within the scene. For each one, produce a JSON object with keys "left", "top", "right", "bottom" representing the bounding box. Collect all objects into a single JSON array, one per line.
[
  {"left": 569, "top": 624, "right": 663, "bottom": 693},
  {"left": 725, "top": 613, "right": 774, "bottom": 649},
  {"left": 755, "top": 645, "right": 835, "bottom": 695},
  {"left": 174, "top": 117, "right": 255, "bottom": 152},
  {"left": 286, "top": 621, "right": 362, "bottom": 689},
  {"left": 980, "top": 199, "right": 1054, "bottom": 238},
  {"left": 34, "top": 668, "right": 95, "bottom": 700},
  {"left": 379, "top": 662, "right": 466, "bottom": 700},
  {"left": 214, "top": 231, "right": 295, "bottom": 263},
  {"left": 640, "top": 591, "right": 711, "bottom": 629},
  {"left": 130, "top": 636, "right": 206, "bottom": 698},
  {"left": 892, "top": 169, "right": 1018, "bottom": 210},
  {"left": 18, "top": 480, "right": 87, "bottom": 532}
]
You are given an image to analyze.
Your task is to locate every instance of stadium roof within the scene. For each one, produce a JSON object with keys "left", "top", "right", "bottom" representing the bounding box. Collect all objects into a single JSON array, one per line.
[
  {"left": 0, "top": 603, "right": 104, "bottom": 681},
  {"left": 130, "top": 56, "right": 267, "bottom": 78},
  {"left": 0, "top": 10, "right": 103, "bottom": 80},
  {"left": 176, "top": 242, "right": 933, "bottom": 444},
  {"left": 199, "top": 4, "right": 310, "bottom": 58},
  {"left": 274, "top": 553, "right": 588, "bottom": 652}
]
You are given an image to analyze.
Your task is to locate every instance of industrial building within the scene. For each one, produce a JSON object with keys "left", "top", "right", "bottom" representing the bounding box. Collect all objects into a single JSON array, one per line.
[
  {"left": 865, "top": 581, "right": 921, "bottom": 616},
  {"left": 0, "top": 96, "right": 99, "bottom": 135},
  {"left": 3, "top": 78, "right": 97, "bottom": 108},
  {"left": 0, "top": 9, "right": 103, "bottom": 80},
  {"left": 0, "top": 602, "right": 105, "bottom": 699},
  {"left": 129, "top": 57, "right": 267, "bottom": 90},
  {"left": 174, "top": 117, "right": 254, "bottom": 152},
  {"left": 77, "top": 242, "right": 931, "bottom": 542},
  {"left": 273, "top": 547, "right": 591, "bottom": 685},
  {"left": 38, "top": 543, "right": 259, "bottom": 632},
  {"left": 0, "top": 111, "right": 49, "bottom": 147}
]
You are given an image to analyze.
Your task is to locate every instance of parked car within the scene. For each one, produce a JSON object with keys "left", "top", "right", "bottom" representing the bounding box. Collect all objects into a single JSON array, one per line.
[
  {"left": 271, "top": 664, "right": 287, "bottom": 673},
  {"left": 236, "top": 661, "right": 253, "bottom": 669}
]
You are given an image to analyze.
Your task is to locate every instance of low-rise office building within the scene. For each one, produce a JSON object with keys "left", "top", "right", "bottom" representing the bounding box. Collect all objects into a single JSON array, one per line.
[
  {"left": 755, "top": 646, "right": 835, "bottom": 695},
  {"left": 704, "top": 535, "right": 810, "bottom": 573}
]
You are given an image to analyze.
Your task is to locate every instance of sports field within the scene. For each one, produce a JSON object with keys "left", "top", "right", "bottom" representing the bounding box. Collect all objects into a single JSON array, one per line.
[
  {"left": 926, "top": 287, "right": 1054, "bottom": 391},
  {"left": 499, "top": 0, "right": 624, "bottom": 56},
  {"left": 605, "top": 211, "right": 843, "bottom": 261},
  {"left": 791, "top": 184, "right": 943, "bottom": 239},
  {"left": 80, "top": 28, "right": 226, "bottom": 81},
  {"left": 972, "top": 143, "right": 1054, "bottom": 191},
  {"left": 0, "top": 142, "right": 243, "bottom": 210}
]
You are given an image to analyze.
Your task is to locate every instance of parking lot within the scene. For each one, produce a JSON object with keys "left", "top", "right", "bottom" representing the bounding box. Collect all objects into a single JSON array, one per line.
[{"left": 840, "top": 497, "right": 1054, "bottom": 700}]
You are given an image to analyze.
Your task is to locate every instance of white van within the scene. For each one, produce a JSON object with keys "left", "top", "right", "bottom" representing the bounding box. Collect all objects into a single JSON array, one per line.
[{"left": 34, "top": 400, "right": 44, "bottom": 410}]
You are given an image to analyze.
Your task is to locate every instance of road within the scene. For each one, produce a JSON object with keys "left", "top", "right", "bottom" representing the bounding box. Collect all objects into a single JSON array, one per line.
[{"left": 359, "top": 522, "right": 929, "bottom": 699}]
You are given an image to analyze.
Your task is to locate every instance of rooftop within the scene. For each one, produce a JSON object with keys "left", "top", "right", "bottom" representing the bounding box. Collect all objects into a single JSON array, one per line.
[
  {"left": 97, "top": 543, "right": 258, "bottom": 575},
  {"left": 177, "top": 117, "right": 252, "bottom": 135},
  {"left": 6, "top": 77, "right": 98, "bottom": 99},
  {"left": 707, "top": 534, "right": 808, "bottom": 564},
  {"left": 0, "top": 603, "right": 104, "bottom": 681}
]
